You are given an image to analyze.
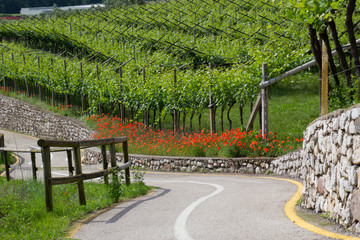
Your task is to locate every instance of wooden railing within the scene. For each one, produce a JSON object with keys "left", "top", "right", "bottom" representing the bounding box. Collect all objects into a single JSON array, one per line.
[
  {"left": 0, "top": 134, "right": 131, "bottom": 212},
  {"left": 38, "top": 137, "right": 131, "bottom": 212}
]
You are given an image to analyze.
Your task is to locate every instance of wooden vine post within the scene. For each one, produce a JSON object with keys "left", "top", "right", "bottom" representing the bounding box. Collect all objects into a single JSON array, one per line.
[
  {"left": 38, "top": 57, "right": 43, "bottom": 101},
  {"left": 119, "top": 67, "right": 125, "bottom": 120},
  {"left": 143, "top": 67, "right": 149, "bottom": 126},
  {"left": 321, "top": 40, "right": 329, "bottom": 116},
  {"left": 64, "top": 60, "right": 70, "bottom": 107},
  {"left": 96, "top": 64, "right": 103, "bottom": 116},
  {"left": 80, "top": 62, "right": 86, "bottom": 113},
  {"left": 209, "top": 63, "right": 216, "bottom": 134},
  {"left": 1, "top": 53, "right": 5, "bottom": 90},
  {"left": 23, "top": 54, "right": 30, "bottom": 97},
  {"left": 261, "top": 62, "right": 269, "bottom": 138},
  {"left": 173, "top": 69, "right": 179, "bottom": 132},
  {"left": 50, "top": 58, "right": 55, "bottom": 106}
]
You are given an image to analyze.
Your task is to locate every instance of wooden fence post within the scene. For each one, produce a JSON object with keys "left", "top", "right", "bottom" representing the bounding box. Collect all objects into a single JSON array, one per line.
[
  {"left": 66, "top": 150, "right": 74, "bottom": 176},
  {"left": 109, "top": 143, "right": 116, "bottom": 169},
  {"left": 261, "top": 62, "right": 269, "bottom": 137},
  {"left": 73, "top": 146, "right": 86, "bottom": 206},
  {"left": 42, "top": 146, "right": 53, "bottom": 211},
  {"left": 0, "top": 134, "right": 10, "bottom": 181},
  {"left": 31, "top": 151, "right": 37, "bottom": 180},
  {"left": 109, "top": 142, "right": 118, "bottom": 183},
  {"left": 321, "top": 40, "right": 329, "bottom": 116},
  {"left": 101, "top": 145, "right": 108, "bottom": 184},
  {"left": 123, "top": 141, "right": 130, "bottom": 186}
]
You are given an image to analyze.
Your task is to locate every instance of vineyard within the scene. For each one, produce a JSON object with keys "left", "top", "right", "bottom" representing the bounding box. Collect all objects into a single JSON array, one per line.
[{"left": 0, "top": 0, "right": 358, "bottom": 135}]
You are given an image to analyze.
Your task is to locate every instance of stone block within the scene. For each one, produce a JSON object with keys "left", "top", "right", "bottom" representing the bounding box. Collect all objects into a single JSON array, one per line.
[
  {"left": 340, "top": 113, "right": 348, "bottom": 130},
  {"left": 350, "top": 108, "right": 360, "bottom": 120},
  {"left": 348, "top": 121, "right": 357, "bottom": 134},
  {"left": 353, "top": 149, "right": 360, "bottom": 164},
  {"left": 318, "top": 177, "right": 326, "bottom": 195},
  {"left": 350, "top": 190, "right": 360, "bottom": 222}
]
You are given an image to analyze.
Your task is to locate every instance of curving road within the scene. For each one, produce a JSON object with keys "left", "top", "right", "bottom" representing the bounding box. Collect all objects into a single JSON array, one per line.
[
  {"left": 74, "top": 172, "right": 334, "bottom": 240},
  {"left": 0, "top": 130, "right": 346, "bottom": 239}
]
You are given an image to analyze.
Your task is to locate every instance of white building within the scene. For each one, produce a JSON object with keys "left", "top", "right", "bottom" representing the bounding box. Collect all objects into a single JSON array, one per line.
[{"left": 20, "top": 4, "right": 105, "bottom": 16}]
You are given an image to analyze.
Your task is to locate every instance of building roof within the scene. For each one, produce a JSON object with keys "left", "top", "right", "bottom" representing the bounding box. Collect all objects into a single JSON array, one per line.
[{"left": 20, "top": 4, "right": 105, "bottom": 16}]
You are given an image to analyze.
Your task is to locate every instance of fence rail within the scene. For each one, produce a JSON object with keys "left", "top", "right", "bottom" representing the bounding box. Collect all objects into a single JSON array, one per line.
[{"left": 0, "top": 134, "right": 131, "bottom": 212}]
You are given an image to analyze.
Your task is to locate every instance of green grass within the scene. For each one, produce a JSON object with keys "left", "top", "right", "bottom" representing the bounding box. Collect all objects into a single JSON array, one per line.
[{"left": 0, "top": 177, "right": 151, "bottom": 240}]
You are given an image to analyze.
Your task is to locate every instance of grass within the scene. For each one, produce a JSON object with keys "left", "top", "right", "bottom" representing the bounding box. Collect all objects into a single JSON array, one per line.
[{"left": 0, "top": 176, "right": 151, "bottom": 240}]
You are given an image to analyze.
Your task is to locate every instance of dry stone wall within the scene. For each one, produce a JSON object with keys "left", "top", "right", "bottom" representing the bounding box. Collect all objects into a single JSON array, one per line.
[
  {"left": 0, "top": 94, "right": 92, "bottom": 140},
  {"left": 301, "top": 104, "right": 360, "bottom": 231},
  {"left": 83, "top": 150, "right": 275, "bottom": 174}
]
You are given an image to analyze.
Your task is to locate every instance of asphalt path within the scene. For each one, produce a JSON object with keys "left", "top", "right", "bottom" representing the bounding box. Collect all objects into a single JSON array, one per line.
[
  {"left": 0, "top": 130, "right": 341, "bottom": 239},
  {"left": 74, "top": 172, "right": 333, "bottom": 240}
]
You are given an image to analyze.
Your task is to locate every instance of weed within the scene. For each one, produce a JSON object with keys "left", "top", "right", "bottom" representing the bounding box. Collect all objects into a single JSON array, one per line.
[{"left": 296, "top": 196, "right": 303, "bottom": 206}]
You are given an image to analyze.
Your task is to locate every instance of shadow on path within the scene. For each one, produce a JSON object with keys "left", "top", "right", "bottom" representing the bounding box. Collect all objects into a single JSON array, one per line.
[{"left": 105, "top": 188, "right": 171, "bottom": 224}]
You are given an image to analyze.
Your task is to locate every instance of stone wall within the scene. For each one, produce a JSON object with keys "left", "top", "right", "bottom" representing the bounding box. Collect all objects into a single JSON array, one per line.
[
  {"left": 0, "top": 94, "right": 92, "bottom": 140},
  {"left": 83, "top": 149, "right": 275, "bottom": 174},
  {"left": 270, "top": 149, "right": 304, "bottom": 178},
  {"left": 301, "top": 104, "right": 360, "bottom": 231}
]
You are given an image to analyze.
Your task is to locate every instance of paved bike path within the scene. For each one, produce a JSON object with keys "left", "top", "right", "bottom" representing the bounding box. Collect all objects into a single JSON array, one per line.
[{"left": 74, "top": 173, "right": 335, "bottom": 240}]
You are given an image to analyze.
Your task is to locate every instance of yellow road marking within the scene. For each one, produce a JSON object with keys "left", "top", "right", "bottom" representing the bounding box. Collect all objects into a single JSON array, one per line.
[{"left": 261, "top": 177, "right": 360, "bottom": 240}]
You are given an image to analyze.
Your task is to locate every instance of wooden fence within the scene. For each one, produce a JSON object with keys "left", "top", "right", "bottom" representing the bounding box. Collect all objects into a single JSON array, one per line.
[{"left": 0, "top": 134, "right": 131, "bottom": 212}]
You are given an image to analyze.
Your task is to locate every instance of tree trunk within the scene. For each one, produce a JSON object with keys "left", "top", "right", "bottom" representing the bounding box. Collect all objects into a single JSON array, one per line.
[
  {"left": 221, "top": 106, "right": 225, "bottom": 132},
  {"left": 227, "top": 102, "right": 235, "bottom": 130},
  {"left": 239, "top": 105, "right": 244, "bottom": 126},
  {"left": 65, "top": 94, "right": 70, "bottom": 106},
  {"left": 346, "top": 0, "right": 360, "bottom": 98},
  {"left": 190, "top": 111, "right": 195, "bottom": 132},
  {"left": 319, "top": 29, "right": 340, "bottom": 86},
  {"left": 198, "top": 113, "right": 202, "bottom": 131},
  {"left": 308, "top": 24, "right": 323, "bottom": 107},
  {"left": 182, "top": 111, "right": 186, "bottom": 134},
  {"left": 153, "top": 109, "right": 156, "bottom": 126},
  {"left": 328, "top": 20, "right": 352, "bottom": 89}
]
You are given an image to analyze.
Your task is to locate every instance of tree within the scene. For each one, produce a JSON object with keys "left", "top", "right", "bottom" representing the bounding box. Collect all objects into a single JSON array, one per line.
[{"left": 287, "top": 0, "right": 360, "bottom": 100}]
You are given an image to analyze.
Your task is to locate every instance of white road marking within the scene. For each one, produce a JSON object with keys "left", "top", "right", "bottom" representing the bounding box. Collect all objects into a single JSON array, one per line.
[{"left": 147, "top": 180, "right": 224, "bottom": 240}]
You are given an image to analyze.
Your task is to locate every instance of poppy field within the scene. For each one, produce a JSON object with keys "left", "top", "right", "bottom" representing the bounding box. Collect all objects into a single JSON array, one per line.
[{"left": 89, "top": 114, "right": 303, "bottom": 158}]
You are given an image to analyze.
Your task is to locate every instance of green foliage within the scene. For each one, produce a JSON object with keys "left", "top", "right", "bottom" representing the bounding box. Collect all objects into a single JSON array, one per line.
[
  {"left": 0, "top": 0, "right": 315, "bottom": 118},
  {"left": 108, "top": 169, "right": 125, "bottom": 202},
  {"left": 286, "top": 0, "right": 343, "bottom": 29}
]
